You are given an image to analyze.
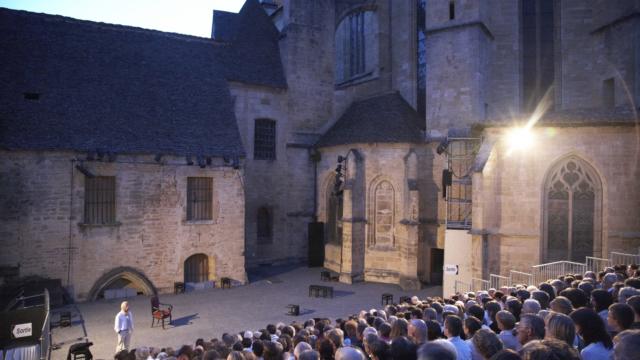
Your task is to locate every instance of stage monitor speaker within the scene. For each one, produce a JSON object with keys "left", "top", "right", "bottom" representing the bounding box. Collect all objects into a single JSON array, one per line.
[{"left": 308, "top": 222, "right": 325, "bottom": 267}]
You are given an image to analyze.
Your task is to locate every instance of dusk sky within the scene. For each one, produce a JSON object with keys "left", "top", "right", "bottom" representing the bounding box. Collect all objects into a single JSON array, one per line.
[{"left": 0, "top": 0, "right": 247, "bottom": 37}]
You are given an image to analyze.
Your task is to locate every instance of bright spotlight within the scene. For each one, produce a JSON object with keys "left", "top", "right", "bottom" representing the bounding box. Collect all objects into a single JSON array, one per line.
[{"left": 506, "top": 127, "right": 535, "bottom": 153}]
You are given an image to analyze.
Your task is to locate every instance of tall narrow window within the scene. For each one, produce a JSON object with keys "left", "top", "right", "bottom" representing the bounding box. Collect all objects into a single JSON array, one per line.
[
  {"left": 449, "top": 0, "right": 455, "bottom": 20},
  {"left": 368, "top": 180, "right": 395, "bottom": 247},
  {"left": 84, "top": 176, "right": 116, "bottom": 224},
  {"left": 327, "top": 186, "right": 343, "bottom": 244},
  {"left": 522, "top": 0, "right": 555, "bottom": 113},
  {"left": 254, "top": 119, "right": 276, "bottom": 160},
  {"left": 187, "top": 177, "right": 213, "bottom": 220},
  {"left": 544, "top": 157, "right": 600, "bottom": 262},
  {"left": 603, "top": 78, "right": 615, "bottom": 108},
  {"left": 257, "top": 207, "right": 273, "bottom": 245},
  {"left": 335, "top": 10, "right": 376, "bottom": 83}
]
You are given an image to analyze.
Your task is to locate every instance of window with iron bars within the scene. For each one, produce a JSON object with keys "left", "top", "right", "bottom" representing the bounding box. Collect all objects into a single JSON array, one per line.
[
  {"left": 84, "top": 176, "right": 116, "bottom": 224},
  {"left": 254, "top": 119, "right": 276, "bottom": 160},
  {"left": 187, "top": 177, "right": 213, "bottom": 221}
]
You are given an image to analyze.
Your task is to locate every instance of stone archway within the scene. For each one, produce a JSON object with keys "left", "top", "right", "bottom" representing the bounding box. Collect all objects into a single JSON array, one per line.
[{"left": 87, "top": 267, "right": 156, "bottom": 301}]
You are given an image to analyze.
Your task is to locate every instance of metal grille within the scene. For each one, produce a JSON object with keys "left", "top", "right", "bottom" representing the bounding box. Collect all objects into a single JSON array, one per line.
[
  {"left": 254, "top": 119, "right": 276, "bottom": 160},
  {"left": 446, "top": 138, "right": 480, "bottom": 229},
  {"left": 187, "top": 177, "right": 212, "bottom": 220},
  {"left": 257, "top": 207, "right": 273, "bottom": 245},
  {"left": 84, "top": 176, "right": 116, "bottom": 224}
]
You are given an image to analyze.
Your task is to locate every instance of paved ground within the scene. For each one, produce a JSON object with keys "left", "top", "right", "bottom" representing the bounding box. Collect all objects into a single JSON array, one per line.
[{"left": 50, "top": 267, "right": 441, "bottom": 360}]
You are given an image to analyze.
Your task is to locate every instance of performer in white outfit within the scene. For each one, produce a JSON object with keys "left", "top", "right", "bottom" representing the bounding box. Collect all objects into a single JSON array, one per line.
[{"left": 114, "top": 301, "right": 134, "bottom": 352}]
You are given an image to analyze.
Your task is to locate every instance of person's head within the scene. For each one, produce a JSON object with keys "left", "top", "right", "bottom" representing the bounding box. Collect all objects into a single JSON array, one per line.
[
  {"left": 521, "top": 299, "right": 541, "bottom": 315},
  {"left": 603, "top": 273, "right": 618, "bottom": 290},
  {"left": 496, "top": 310, "right": 516, "bottom": 331},
  {"left": 485, "top": 301, "right": 502, "bottom": 321},
  {"left": 472, "top": 329, "right": 503, "bottom": 359},
  {"left": 326, "top": 328, "right": 344, "bottom": 348},
  {"left": 463, "top": 316, "right": 482, "bottom": 338},
  {"left": 548, "top": 296, "right": 571, "bottom": 315},
  {"left": 316, "top": 338, "right": 334, "bottom": 360},
  {"left": 544, "top": 312, "right": 575, "bottom": 347},
  {"left": 423, "top": 308, "right": 437, "bottom": 322},
  {"left": 416, "top": 339, "right": 456, "bottom": 360},
  {"left": 262, "top": 341, "right": 282, "bottom": 360},
  {"left": 408, "top": 319, "right": 427, "bottom": 345},
  {"left": 613, "top": 330, "right": 640, "bottom": 360},
  {"left": 344, "top": 320, "right": 358, "bottom": 338},
  {"left": 389, "top": 337, "right": 416, "bottom": 360},
  {"left": 516, "top": 314, "right": 545, "bottom": 346},
  {"left": 299, "top": 350, "right": 320, "bottom": 360},
  {"left": 518, "top": 340, "right": 551, "bottom": 360},
  {"left": 252, "top": 340, "right": 264, "bottom": 357},
  {"left": 425, "top": 320, "right": 442, "bottom": 341},
  {"left": 540, "top": 339, "right": 579, "bottom": 360},
  {"left": 529, "top": 289, "right": 548, "bottom": 307},
  {"left": 619, "top": 286, "right": 640, "bottom": 303},
  {"left": 389, "top": 318, "right": 408, "bottom": 339},
  {"left": 627, "top": 295, "right": 640, "bottom": 321},
  {"left": 366, "top": 339, "right": 389, "bottom": 360},
  {"left": 608, "top": 303, "right": 635, "bottom": 332},
  {"left": 378, "top": 322, "right": 391, "bottom": 339},
  {"left": 489, "top": 349, "right": 521, "bottom": 360},
  {"left": 120, "top": 301, "right": 129, "bottom": 313},
  {"left": 558, "top": 288, "right": 588, "bottom": 309},
  {"left": 226, "top": 351, "right": 244, "bottom": 360},
  {"left": 443, "top": 315, "right": 463, "bottom": 339},
  {"left": 334, "top": 346, "right": 365, "bottom": 360},
  {"left": 569, "top": 307, "right": 612, "bottom": 349},
  {"left": 467, "top": 304, "right": 485, "bottom": 322},
  {"left": 538, "top": 283, "right": 556, "bottom": 301},
  {"left": 294, "top": 342, "right": 312, "bottom": 360},
  {"left": 505, "top": 299, "right": 522, "bottom": 321}
]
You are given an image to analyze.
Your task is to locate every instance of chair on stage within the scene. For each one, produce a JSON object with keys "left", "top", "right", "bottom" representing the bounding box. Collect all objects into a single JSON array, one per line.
[{"left": 150, "top": 296, "right": 173, "bottom": 329}]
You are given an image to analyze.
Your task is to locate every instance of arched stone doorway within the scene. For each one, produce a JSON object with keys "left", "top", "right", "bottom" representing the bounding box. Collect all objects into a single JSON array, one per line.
[
  {"left": 184, "top": 254, "right": 209, "bottom": 283},
  {"left": 88, "top": 267, "right": 156, "bottom": 301}
]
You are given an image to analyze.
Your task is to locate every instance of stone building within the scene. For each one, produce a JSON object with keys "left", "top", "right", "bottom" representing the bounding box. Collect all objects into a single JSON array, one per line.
[{"left": 1, "top": 0, "right": 639, "bottom": 298}]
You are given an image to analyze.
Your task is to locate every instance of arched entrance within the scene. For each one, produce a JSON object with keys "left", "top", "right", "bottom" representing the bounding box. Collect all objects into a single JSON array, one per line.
[
  {"left": 542, "top": 155, "right": 603, "bottom": 262},
  {"left": 184, "top": 254, "right": 209, "bottom": 283},
  {"left": 88, "top": 267, "right": 156, "bottom": 301}
]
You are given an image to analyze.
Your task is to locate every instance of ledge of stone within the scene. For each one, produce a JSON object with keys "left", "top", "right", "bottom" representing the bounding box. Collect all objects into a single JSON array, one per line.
[
  {"left": 182, "top": 220, "right": 217, "bottom": 225},
  {"left": 77, "top": 222, "right": 122, "bottom": 228}
]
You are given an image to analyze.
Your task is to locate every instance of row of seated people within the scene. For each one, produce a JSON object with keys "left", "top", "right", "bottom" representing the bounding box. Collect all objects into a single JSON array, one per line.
[{"left": 115, "top": 264, "right": 640, "bottom": 360}]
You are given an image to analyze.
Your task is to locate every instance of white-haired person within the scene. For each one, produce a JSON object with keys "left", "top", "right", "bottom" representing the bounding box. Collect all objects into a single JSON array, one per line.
[{"left": 114, "top": 301, "right": 134, "bottom": 352}]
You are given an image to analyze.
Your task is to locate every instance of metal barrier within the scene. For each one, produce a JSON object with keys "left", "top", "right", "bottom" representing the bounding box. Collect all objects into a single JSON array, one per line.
[
  {"left": 454, "top": 280, "right": 472, "bottom": 294},
  {"left": 471, "top": 278, "right": 490, "bottom": 292},
  {"left": 531, "top": 261, "right": 587, "bottom": 284},
  {"left": 585, "top": 256, "right": 611, "bottom": 273},
  {"left": 489, "top": 274, "right": 510, "bottom": 289},
  {"left": 610, "top": 252, "right": 640, "bottom": 266},
  {"left": 40, "top": 289, "right": 50, "bottom": 360},
  {"left": 509, "top": 270, "right": 533, "bottom": 287}
]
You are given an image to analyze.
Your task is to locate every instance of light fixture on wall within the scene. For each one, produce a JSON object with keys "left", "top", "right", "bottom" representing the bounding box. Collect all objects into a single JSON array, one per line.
[
  {"left": 436, "top": 139, "right": 449, "bottom": 155},
  {"left": 333, "top": 156, "right": 345, "bottom": 196},
  {"left": 186, "top": 155, "right": 194, "bottom": 166},
  {"left": 197, "top": 155, "right": 206, "bottom": 168}
]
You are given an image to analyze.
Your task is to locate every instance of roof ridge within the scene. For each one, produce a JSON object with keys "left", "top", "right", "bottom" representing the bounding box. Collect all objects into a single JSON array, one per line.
[{"left": 0, "top": 6, "right": 225, "bottom": 45}]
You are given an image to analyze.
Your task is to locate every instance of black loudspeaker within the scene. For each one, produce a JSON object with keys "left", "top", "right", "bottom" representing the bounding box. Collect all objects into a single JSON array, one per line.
[{"left": 308, "top": 222, "right": 325, "bottom": 267}]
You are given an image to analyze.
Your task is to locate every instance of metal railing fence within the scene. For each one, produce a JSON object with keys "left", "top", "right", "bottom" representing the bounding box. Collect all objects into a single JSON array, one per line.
[
  {"left": 610, "top": 252, "right": 640, "bottom": 266},
  {"left": 472, "top": 278, "right": 490, "bottom": 292},
  {"left": 489, "top": 274, "right": 510, "bottom": 290},
  {"left": 509, "top": 270, "right": 533, "bottom": 287},
  {"left": 531, "top": 261, "right": 586, "bottom": 285},
  {"left": 585, "top": 256, "right": 611, "bottom": 273},
  {"left": 454, "top": 280, "right": 472, "bottom": 294}
]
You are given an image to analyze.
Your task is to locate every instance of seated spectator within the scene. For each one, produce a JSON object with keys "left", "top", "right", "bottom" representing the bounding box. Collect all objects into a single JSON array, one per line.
[
  {"left": 548, "top": 296, "right": 571, "bottom": 315},
  {"left": 569, "top": 307, "right": 613, "bottom": 360},
  {"left": 618, "top": 286, "right": 640, "bottom": 303},
  {"left": 496, "top": 311, "right": 519, "bottom": 351},
  {"left": 408, "top": 319, "right": 428, "bottom": 346},
  {"left": 472, "top": 329, "right": 503, "bottom": 360},
  {"left": 416, "top": 339, "right": 457, "bottom": 360},
  {"left": 444, "top": 315, "right": 471, "bottom": 360},
  {"left": 543, "top": 312, "right": 574, "bottom": 348},
  {"left": 627, "top": 295, "right": 640, "bottom": 329},
  {"left": 613, "top": 329, "right": 640, "bottom": 360},
  {"left": 515, "top": 314, "right": 545, "bottom": 347},
  {"left": 607, "top": 303, "right": 634, "bottom": 335},
  {"left": 334, "top": 346, "right": 365, "bottom": 360},
  {"left": 389, "top": 336, "right": 417, "bottom": 360}
]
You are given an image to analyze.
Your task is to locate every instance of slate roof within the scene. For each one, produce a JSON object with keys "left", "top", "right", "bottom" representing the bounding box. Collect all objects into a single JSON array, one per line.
[
  {"left": 0, "top": 7, "right": 245, "bottom": 158},
  {"left": 481, "top": 106, "right": 639, "bottom": 128},
  {"left": 212, "top": 0, "right": 287, "bottom": 88},
  {"left": 316, "top": 92, "right": 425, "bottom": 148}
]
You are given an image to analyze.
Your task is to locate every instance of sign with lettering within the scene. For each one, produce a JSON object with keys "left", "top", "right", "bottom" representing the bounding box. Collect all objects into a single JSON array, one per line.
[
  {"left": 443, "top": 264, "right": 459, "bottom": 275},
  {"left": 11, "top": 322, "right": 32, "bottom": 339}
]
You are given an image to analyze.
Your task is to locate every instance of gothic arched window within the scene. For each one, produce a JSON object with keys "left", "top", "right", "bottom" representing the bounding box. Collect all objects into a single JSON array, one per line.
[
  {"left": 369, "top": 180, "right": 395, "bottom": 247},
  {"left": 544, "top": 157, "right": 601, "bottom": 262}
]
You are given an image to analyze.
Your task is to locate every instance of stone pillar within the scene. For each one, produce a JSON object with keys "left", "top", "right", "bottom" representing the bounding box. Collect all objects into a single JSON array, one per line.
[
  {"left": 339, "top": 149, "right": 365, "bottom": 283},
  {"left": 400, "top": 150, "right": 420, "bottom": 290}
]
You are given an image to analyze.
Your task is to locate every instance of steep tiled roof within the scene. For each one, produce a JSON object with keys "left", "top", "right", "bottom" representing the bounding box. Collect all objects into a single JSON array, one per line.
[
  {"left": 212, "top": 10, "right": 239, "bottom": 41},
  {"left": 316, "top": 92, "right": 425, "bottom": 148},
  {"left": 0, "top": 7, "right": 245, "bottom": 158},
  {"left": 482, "top": 106, "right": 639, "bottom": 127},
  {"left": 212, "top": 0, "right": 287, "bottom": 88}
]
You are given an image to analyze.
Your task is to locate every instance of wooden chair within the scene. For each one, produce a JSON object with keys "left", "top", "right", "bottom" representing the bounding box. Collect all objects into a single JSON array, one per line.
[{"left": 150, "top": 296, "right": 173, "bottom": 329}]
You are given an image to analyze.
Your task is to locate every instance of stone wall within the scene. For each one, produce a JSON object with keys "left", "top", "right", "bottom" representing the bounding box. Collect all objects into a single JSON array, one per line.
[
  {"left": 0, "top": 151, "right": 245, "bottom": 300},
  {"left": 472, "top": 126, "right": 640, "bottom": 277}
]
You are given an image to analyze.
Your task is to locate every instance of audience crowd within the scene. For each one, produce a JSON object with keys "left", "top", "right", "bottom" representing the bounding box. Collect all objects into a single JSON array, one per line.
[{"left": 116, "top": 264, "right": 640, "bottom": 360}]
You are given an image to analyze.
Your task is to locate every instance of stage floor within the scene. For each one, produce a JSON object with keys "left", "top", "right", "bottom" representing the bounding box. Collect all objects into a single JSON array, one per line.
[{"left": 50, "top": 267, "right": 441, "bottom": 359}]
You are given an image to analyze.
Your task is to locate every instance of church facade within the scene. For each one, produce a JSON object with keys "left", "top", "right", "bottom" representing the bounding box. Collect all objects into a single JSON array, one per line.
[{"left": 1, "top": 0, "right": 639, "bottom": 299}]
